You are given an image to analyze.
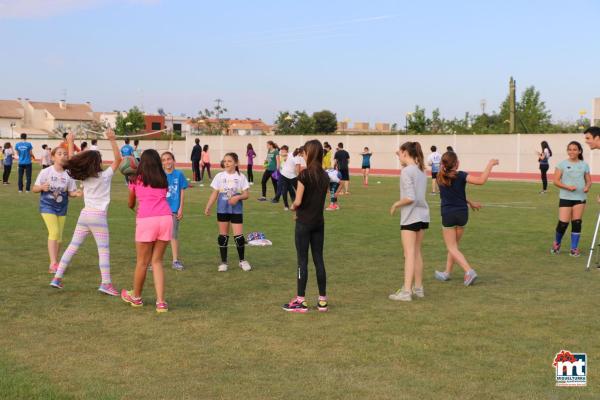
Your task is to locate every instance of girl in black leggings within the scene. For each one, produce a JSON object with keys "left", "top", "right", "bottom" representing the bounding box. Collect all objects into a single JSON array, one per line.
[
  {"left": 282, "top": 140, "right": 329, "bottom": 313},
  {"left": 538, "top": 141, "right": 552, "bottom": 194}
]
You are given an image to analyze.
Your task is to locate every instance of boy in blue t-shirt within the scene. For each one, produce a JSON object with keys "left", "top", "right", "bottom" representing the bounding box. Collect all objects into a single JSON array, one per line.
[
  {"left": 15, "top": 133, "right": 34, "bottom": 192},
  {"left": 161, "top": 151, "right": 189, "bottom": 270},
  {"left": 120, "top": 138, "right": 134, "bottom": 157}
]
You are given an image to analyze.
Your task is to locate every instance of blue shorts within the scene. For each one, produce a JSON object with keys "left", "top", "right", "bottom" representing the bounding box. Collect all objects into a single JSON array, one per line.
[{"left": 442, "top": 211, "right": 468, "bottom": 228}]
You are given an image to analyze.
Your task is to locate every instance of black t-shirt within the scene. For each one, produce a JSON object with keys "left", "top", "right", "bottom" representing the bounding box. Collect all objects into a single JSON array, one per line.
[
  {"left": 334, "top": 150, "right": 350, "bottom": 170},
  {"left": 438, "top": 171, "right": 468, "bottom": 215},
  {"left": 191, "top": 144, "right": 202, "bottom": 161},
  {"left": 296, "top": 169, "right": 329, "bottom": 225}
]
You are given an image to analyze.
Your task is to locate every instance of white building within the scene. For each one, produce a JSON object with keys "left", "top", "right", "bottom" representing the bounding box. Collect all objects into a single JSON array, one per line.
[
  {"left": 0, "top": 100, "right": 25, "bottom": 138},
  {"left": 164, "top": 114, "right": 192, "bottom": 137}
]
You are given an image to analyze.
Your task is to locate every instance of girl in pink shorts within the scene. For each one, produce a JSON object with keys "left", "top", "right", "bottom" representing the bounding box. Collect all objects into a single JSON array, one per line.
[{"left": 122, "top": 149, "right": 173, "bottom": 313}]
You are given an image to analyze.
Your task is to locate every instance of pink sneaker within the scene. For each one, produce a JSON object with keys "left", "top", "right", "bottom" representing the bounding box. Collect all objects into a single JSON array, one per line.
[
  {"left": 98, "top": 283, "right": 119, "bottom": 296},
  {"left": 121, "top": 289, "right": 143, "bottom": 307},
  {"left": 48, "top": 263, "right": 58, "bottom": 274},
  {"left": 325, "top": 204, "right": 336, "bottom": 211},
  {"left": 156, "top": 302, "right": 169, "bottom": 313}
]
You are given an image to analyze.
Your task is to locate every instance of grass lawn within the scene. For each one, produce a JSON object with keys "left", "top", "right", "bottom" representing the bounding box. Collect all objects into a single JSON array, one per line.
[{"left": 1, "top": 167, "right": 599, "bottom": 399}]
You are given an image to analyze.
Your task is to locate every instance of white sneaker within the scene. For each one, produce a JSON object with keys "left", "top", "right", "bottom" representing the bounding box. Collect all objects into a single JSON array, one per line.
[
  {"left": 239, "top": 260, "right": 252, "bottom": 271},
  {"left": 412, "top": 287, "right": 425, "bottom": 298},
  {"left": 218, "top": 263, "right": 228, "bottom": 272},
  {"left": 389, "top": 288, "right": 412, "bottom": 301}
]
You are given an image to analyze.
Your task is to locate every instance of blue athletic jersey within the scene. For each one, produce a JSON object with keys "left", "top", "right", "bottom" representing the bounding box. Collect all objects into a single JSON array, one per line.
[
  {"left": 165, "top": 169, "right": 188, "bottom": 213},
  {"left": 15, "top": 141, "right": 33, "bottom": 165},
  {"left": 120, "top": 144, "right": 134, "bottom": 157},
  {"left": 210, "top": 171, "right": 249, "bottom": 214},
  {"left": 438, "top": 171, "right": 468, "bottom": 215},
  {"left": 557, "top": 159, "right": 589, "bottom": 201},
  {"left": 362, "top": 153, "right": 372, "bottom": 166}
]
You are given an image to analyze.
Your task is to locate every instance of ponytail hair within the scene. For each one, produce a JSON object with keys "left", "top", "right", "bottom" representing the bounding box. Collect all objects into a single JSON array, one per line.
[
  {"left": 567, "top": 141, "right": 584, "bottom": 161},
  {"left": 436, "top": 151, "right": 459, "bottom": 187},
  {"left": 399, "top": 141, "right": 425, "bottom": 171},
  {"left": 223, "top": 152, "right": 240, "bottom": 174}
]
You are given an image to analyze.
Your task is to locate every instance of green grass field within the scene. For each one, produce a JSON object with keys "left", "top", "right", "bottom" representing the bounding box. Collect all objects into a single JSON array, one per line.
[{"left": 1, "top": 168, "right": 599, "bottom": 399}]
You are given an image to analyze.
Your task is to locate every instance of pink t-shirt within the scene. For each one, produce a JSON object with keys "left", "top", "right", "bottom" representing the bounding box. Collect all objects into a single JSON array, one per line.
[
  {"left": 202, "top": 152, "right": 210, "bottom": 164},
  {"left": 129, "top": 180, "right": 172, "bottom": 218}
]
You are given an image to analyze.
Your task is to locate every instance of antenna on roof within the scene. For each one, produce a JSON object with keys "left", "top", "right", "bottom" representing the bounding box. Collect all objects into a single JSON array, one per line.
[{"left": 62, "top": 88, "right": 67, "bottom": 103}]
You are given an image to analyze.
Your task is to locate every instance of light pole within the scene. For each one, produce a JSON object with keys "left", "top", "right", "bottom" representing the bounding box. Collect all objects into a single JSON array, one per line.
[{"left": 10, "top": 122, "right": 16, "bottom": 139}]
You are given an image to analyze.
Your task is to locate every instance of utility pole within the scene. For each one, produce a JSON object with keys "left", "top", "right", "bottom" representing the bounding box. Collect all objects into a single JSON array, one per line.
[{"left": 509, "top": 77, "right": 516, "bottom": 134}]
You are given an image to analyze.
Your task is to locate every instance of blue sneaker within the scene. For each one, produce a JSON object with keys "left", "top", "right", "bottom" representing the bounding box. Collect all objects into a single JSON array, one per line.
[
  {"left": 464, "top": 269, "right": 478, "bottom": 287},
  {"left": 172, "top": 260, "right": 185, "bottom": 271},
  {"left": 50, "top": 277, "right": 63, "bottom": 289},
  {"left": 434, "top": 270, "right": 450, "bottom": 281}
]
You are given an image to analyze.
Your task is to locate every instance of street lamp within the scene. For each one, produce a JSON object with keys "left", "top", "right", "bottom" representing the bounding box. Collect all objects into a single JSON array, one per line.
[{"left": 10, "top": 122, "right": 16, "bottom": 139}]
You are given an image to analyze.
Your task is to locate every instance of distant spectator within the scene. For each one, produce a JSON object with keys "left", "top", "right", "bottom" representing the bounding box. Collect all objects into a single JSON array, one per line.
[{"left": 190, "top": 138, "right": 202, "bottom": 182}]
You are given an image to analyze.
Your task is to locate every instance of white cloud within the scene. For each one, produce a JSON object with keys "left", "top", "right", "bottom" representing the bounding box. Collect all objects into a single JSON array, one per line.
[{"left": 0, "top": 0, "right": 159, "bottom": 19}]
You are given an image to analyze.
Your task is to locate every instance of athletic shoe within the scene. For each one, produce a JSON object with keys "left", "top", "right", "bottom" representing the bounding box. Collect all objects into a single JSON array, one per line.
[
  {"left": 26, "top": 191, "right": 30, "bottom": 193},
  {"left": 570, "top": 248, "right": 581, "bottom": 257},
  {"left": 218, "top": 263, "right": 228, "bottom": 272},
  {"left": 270, "top": 199, "right": 279, "bottom": 203},
  {"left": 199, "top": 183, "right": 204, "bottom": 187},
  {"left": 389, "top": 288, "right": 412, "bottom": 301},
  {"left": 282, "top": 297, "right": 308, "bottom": 313},
  {"left": 434, "top": 270, "right": 450, "bottom": 281},
  {"left": 539, "top": 190, "right": 547, "bottom": 194},
  {"left": 317, "top": 298, "right": 328, "bottom": 312},
  {"left": 333, "top": 203, "right": 340, "bottom": 210},
  {"left": 50, "top": 277, "right": 63, "bottom": 289},
  {"left": 412, "top": 287, "right": 425, "bottom": 298},
  {"left": 257, "top": 197, "right": 267, "bottom": 202},
  {"left": 284, "top": 207, "right": 289, "bottom": 211},
  {"left": 121, "top": 289, "right": 143, "bottom": 307},
  {"left": 172, "top": 260, "right": 185, "bottom": 271},
  {"left": 325, "top": 204, "right": 336, "bottom": 211},
  {"left": 550, "top": 241, "right": 561, "bottom": 254},
  {"left": 239, "top": 260, "right": 252, "bottom": 271},
  {"left": 249, "top": 182, "right": 254, "bottom": 185},
  {"left": 464, "top": 269, "right": 478, "bottom": 287},
  {"left": 48, "top": 263, "right": 58, "bottom": 274},
  {"left": 18, "top": 190, "right": 22, "bottom": 193},
  {"left": 98, "top": 283, "right": 119, "bottom": 296},
  {"left": 156, "top": 302, "right": 169, "bottom": 313}
]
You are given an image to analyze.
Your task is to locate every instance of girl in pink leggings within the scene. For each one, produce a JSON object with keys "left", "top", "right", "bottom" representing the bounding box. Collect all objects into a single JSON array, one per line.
[{"left": 121, "top": 149, "right": 173, "bottom": 313}]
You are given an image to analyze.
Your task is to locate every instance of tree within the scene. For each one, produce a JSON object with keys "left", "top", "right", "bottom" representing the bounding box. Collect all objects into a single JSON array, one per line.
[
  {"left": 157, "top": 107, "right": 166, "bottom": 116},
  {"left": 407, "top": 105, "right": 429, "bottom": 133},
  {"left": 195, "top": 101, "right": 229, "bottom": 135},
  {"left": 115, "top": 106, "right": 145, "bottom": 135},
  {"left": 517, "top": 86, "right": 551, "bottom": 133},
  {"left": 312, "top": 110, "right": 337, "bottom": 134},
  {"left": 274, "top": 110, "right": 316, "bottom": 135}
]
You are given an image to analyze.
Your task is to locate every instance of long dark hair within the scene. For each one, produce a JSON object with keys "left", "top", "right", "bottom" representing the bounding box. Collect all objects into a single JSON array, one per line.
[
  {"left": 64, "top": 150, "right": 103, "bottom": 180},
  {"left": 302, "top": 140, "right": 328, "bottom": 188},
  {"left": 267, "top": 140, "right": 279, "bottom": 150},
  {"left": 400, "top": 141, "right": 425, "bottom": 171},
  {"left": 567, "top": 141, "right": 584, "bottom": 161},
  {"left": 223, "top": 152, "right": 240, "bottom": 174},
  {"left": 437, "top": 151, "right": 459, "bottom": 187},
  {"left": 541, "top": 141, "right": 552, "bottom": 157},
  {"left": 247, "top": 143, "right": 254, "bottom": 151},
  {"left": 135, "top": 149, "right": 168, "bottom": 188}
]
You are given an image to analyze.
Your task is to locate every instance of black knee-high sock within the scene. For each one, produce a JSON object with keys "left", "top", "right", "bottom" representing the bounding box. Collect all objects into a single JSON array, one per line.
[
  {"left": 218, "top": 235, "right": 229, "bottom": 262},
  {"left": 234, "top": 234, "right": 245, "bottom": 261}
]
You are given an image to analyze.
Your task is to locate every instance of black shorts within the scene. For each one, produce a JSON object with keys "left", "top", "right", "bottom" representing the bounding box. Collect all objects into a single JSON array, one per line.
[
  {"left": 339, "top": 168, "right": 350, "bottom": 181},
  {"left": 217, "top": 213, "right": 243, "bottom": 224},
  {"left": 442, "top": 211, "right": 469, "bottom": 228},
  {"left": 362, "top": 164, "right": 370, "bottom": 169},
  {"left": 401, "top": 221, "right": 429, "bottom": 231},
  {"left": 431, "top": 171, "right": 438, "bottom": 179},
  {"left": 559, "top": 199, "right": 586, "bottom": 207}
]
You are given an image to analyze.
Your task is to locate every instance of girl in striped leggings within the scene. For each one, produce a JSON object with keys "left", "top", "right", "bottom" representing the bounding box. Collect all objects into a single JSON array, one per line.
[{"left": 50, "top": 130, "right": 122, "bottom": 296}]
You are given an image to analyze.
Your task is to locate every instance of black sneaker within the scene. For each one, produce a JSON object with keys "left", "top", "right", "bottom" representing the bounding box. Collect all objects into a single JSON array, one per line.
[
  {"left": 257, "top": 197, "right": 267, "bottom": 202},
  {"left": 270, "top": 199, "right": 279, "bottom": 203}
]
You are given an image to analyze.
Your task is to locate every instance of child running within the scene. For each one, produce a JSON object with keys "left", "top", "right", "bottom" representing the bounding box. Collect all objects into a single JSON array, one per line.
[
  {"left": 33, "top": 146, "right": 80, "bottom": 273},
  {"left": 361, "top": 147, "right": 372, "bottom": 186},
  {"left": 122, "top": 149, "right": 173, "bottom": 312},
  {"left": 426, "top": 145, "right": 442, "bottom": 195},
  {"left": 161, "top": 151, "right": 188, "bottom": 270},
  {"left": 433, "top": 153, "right": 499, "bottom": 285},
  {"left": 282, "top": 140, "right": 330, "bottom": 313},
  {"left": 50, "top": 131, "right": 122, "bottom": 296},
  {"left": 325, "top": 168, "right": 341, "bottom": 211},
  {"left": 389, "top": 142, "right": 429, "bottom": 301},
  {"left": 551, "top": 141, "right": 591, "bottom": 257},
  {"left": 204, "top": 153, "right": 252, "bottom": 272}
]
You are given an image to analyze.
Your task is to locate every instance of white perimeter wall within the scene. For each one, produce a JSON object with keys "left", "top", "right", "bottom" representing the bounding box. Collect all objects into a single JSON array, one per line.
[{"left": 4, "top": 134, "right": 598, "bottom": 174}]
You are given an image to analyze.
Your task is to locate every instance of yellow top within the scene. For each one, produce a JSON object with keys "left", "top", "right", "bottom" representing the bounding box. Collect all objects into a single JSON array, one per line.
[{"left": 322, "top": 150, "right": 332, "bottom": 169}]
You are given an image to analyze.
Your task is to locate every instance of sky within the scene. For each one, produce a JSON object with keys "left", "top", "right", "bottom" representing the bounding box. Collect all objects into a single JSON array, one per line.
[{"left": 1, "top": 0, "right": 598, "bottom": 124}]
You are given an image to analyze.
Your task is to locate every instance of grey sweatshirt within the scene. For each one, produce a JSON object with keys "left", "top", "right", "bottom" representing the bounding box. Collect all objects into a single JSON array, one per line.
[{"left": 399, "top": 164, "right": 430, "bottom": 226}]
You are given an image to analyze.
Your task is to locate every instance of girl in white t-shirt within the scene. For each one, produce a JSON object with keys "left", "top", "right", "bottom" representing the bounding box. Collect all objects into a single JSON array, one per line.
[
  {"left": 274, "top": 146, "right": 305, "bottom": 210},
  {"left": 204, "top": 152, "right": 251, "bottom": 272},
  {"left": 50, "top": 130, "right": 123, "bottom": 297}
]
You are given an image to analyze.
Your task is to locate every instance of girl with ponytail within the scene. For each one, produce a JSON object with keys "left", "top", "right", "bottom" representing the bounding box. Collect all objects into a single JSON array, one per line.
[
  {"left": 389, "top": 142, "right": 429, "bottom": 302},
  {"left": 434, "top": 152, "right": 499, "bottom": 286}
]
